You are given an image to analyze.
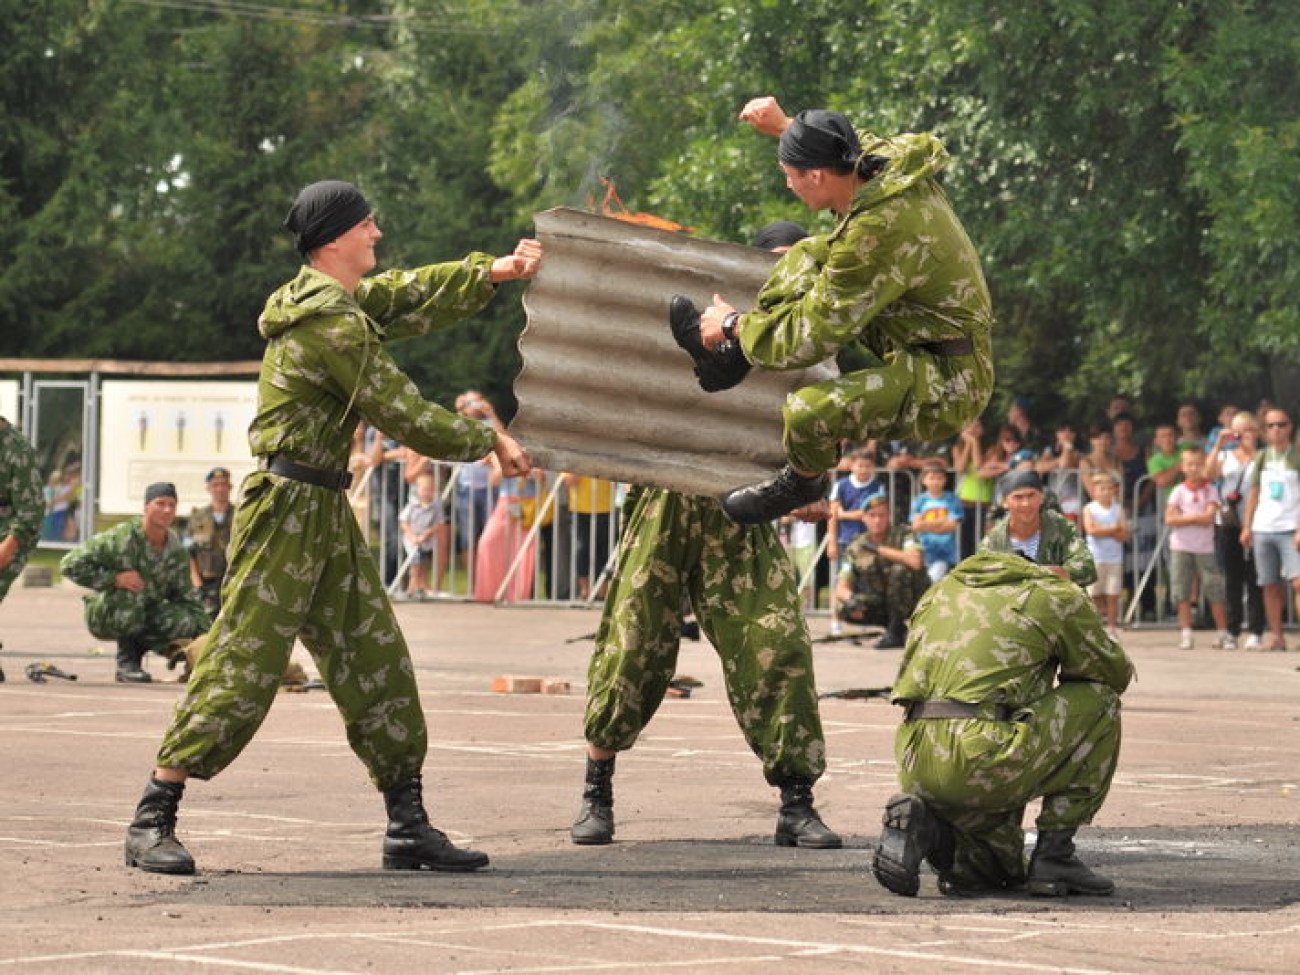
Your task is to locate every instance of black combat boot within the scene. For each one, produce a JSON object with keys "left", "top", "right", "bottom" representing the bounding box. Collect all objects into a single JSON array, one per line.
[
  {"left": 115, "top": 636, "right": 151, "bottom": 683},
  {"left": 1028, "top": 828, "right": 1113, "bottom": 896},
  {"left": 124, "top": 777, "right": 196, "bottom": 875},
  {"left": 872, "top": 792, "right": 952, "bottom": 897},
  {"left": 874, "top": 614, "right": 908, "bottom": 650},
  {"left": 570, "top": 755, "right": 616, "bottom": 845},
  {"left": 722, "top": 466, "right": 830, "bottom": 525},
  {"left": 774, "top": 778, "right": 842, "bottom": 849},
  {"left": 381, "top": 777, "right": 490, "bottom": 871},
  {"left": 668, "top": 295, "right": 752, "bottom": 392}
]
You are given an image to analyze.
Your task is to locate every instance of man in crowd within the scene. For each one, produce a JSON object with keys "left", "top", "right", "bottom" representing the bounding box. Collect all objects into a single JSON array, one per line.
[
  {"left": 61, "top": 482, "right": 211, "bottom": 683},
  {"left": 981, "top": 469, "right": 1096, "bottom": 588},
  {"left": 188, "top": 466, "right": 234, "bottom": 617},
  {"left": 833, "top": 495, "right": 930, "bottom": 649},
  {"left": 872, "top": 550, "right": 1134, "bottom": 898},
  {"left": 119, "top": 179, "right": 539, "bottom": 877},
  {"left": 671, "top": 95, "right": 993, "bottom": 524},
  {"left": 0, "top": 415, "right": 45, "bottom": 681},
  {"left": 1241, "top": 406, "right": 1300, "bottom": 652}
]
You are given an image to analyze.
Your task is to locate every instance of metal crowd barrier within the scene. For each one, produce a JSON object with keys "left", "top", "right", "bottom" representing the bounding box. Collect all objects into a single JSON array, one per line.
[
  {"left": 365, "top": 461, "right": 1280, "bottom": 632},
  {"left": 364, "top": 460, "right": 622, "bottom": 607}
]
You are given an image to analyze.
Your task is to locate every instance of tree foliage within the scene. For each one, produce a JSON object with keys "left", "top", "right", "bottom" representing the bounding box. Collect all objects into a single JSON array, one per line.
[{"left": 2, "top": 0, "right": 1296, "bottom": 428}]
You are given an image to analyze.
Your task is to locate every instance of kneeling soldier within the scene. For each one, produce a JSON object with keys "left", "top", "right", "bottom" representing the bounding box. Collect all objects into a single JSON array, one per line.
[{"left": 872, "top": 550, "right": 1133, "bottom": 897}]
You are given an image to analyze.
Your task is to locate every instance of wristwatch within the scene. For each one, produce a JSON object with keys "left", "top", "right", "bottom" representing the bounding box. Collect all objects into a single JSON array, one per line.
[{"left": 721, "top": 312, "right": 740, "bottom": 342}]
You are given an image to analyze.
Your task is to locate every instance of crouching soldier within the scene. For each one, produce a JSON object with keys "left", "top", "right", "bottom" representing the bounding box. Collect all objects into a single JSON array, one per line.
[
  {"left": 871, "top": 549, "right": 1134, "bottom": 898},
  {"left": 61, "top": 482, "right": 211, "bottom": 682}
]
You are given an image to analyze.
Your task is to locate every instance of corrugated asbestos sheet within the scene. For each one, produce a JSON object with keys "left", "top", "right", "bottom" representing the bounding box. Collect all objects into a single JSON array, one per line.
[{"left": 514, "top": 208, "right": 836, "bottom": 498}]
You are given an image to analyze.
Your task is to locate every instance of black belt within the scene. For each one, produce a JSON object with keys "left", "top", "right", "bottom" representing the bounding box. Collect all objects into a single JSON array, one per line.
[
  {"left": 903, "top": 700, "right": 1015, "bottom": 722},
  {"left": 914, "top": 337, "right": 974, "bottom": 357},
  {"left": 265, "top": 454, "right": 353, "bottom": 492}
]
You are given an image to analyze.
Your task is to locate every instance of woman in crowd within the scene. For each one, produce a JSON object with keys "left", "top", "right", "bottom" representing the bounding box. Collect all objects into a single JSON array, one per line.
[
  {"left": 952, "top": 418, "right": 994, "bottom": 555},
  {"left": 1205, "top": 410, "right": 1265, "bottom": 650},
  {"left": 1079, "top": 420, "right": 1123, "bottom": 503}
]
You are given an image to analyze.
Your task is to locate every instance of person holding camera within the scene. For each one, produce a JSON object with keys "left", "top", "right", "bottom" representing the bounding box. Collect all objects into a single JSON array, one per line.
[{"left": 1205, "top": 411, "right": 1264, "bottom": 650}]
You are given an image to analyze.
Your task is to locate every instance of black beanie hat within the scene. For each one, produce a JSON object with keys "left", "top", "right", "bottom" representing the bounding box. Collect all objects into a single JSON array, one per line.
[
  {"left": 284, "top": 180, "right": 372, "bottom": 256},
  {"left": 144, "top": 482, "right": 178, "bottom": 504},
  {"left": 999, "top": 468, "right": 1044, "bottom": 496},
  {"left": 751, "top": 221, "right": 809, "bottom": 250}
]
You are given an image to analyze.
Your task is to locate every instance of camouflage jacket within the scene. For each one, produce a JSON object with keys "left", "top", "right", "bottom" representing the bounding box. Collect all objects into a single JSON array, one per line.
[
  {"left": 738, "top": 133, "right": 994, "bottom": 429},
  {"left": 0, "top": 417, "right": 44, "bottom": 549},
  {"left": 840, "top": 525, "right": 926, "bottom": 594},
  {"left": 892, "top": 551, "right": 1133, "bottom": 708},
  {"left": 252, "top": 261, "right": 501, "bottom": 471},
  {"left": 981, "top": 508, "right": 1097, "bottom": 588},
  {"left": 61, "top": 518, "right": 205, "bottom": 612}
]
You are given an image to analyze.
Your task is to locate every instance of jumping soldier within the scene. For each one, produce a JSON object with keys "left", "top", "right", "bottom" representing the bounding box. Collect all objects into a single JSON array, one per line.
[{"left": 671, "top": 95, "right": 993, "bottom": 524}]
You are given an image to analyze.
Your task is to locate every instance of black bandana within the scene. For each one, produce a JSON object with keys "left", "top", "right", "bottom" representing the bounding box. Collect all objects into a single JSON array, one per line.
[
  {"left": 778, "top": 109, "right": 862, "bottom": 170},
  {"left": 751, "top": 221, "right": 808, "bottom": 250},
  {"left": 144, "top": 482, "right": 177, "bottom": 504},
  {"left": 284, "top": 180, "right": 371, "bottom": 256}
]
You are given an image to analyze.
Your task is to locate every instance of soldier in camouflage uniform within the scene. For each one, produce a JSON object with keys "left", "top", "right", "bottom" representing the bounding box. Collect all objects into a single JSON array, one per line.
[
  {"left": 672, "top": 96, "right": 993, "bottom": 524},
  {"left": 570, "top": 487, "right": 840, "bottom": 850},
  {"left": 981, "top": 469, "right": 1097, "bottom": 588},
  {"left": 1, "top": 416, "right": 45, "bottom": 680},
  {"left": 187, "top": 466, "right": 234, "bottom": 618},
  {"left": 121, "top": 180, "right": 540, "bottom": 877},
  {"left": 871, "top": 550, "right": 1134, "bottom": 898},
  {"left": 833, "top": 495, "right": 930, "bottom": 649},
  {"left": 61, "top": 482, "right": 211, "bottom": 683}
]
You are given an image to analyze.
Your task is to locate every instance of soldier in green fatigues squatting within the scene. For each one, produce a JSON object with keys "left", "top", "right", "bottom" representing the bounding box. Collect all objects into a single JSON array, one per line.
[
  {"left": 61, "top": 482, "right": 211, "bottom": 682},
  {"left": 570, "top": 487, "right": 840, "bottom": 849},
  {"left": 0, "top": 416, "right": 45, "bottom": 682},
  {"left": 981, "top": 468, "right": 1097, "bottom": 588},
  {"left": 871, "top": 550, "right": 1134, "bottom": 898},
  {"left": 122, "top": 180, "right": 540, "bottom": 876},
  {"left": 671, "top": 95, "right": 993, "bottom": 524}
]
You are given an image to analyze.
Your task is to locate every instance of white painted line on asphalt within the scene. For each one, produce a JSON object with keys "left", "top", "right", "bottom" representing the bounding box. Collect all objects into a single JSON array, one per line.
[
  {"left": 0, "top": 725, "right": 164, "bottom": 740},
  {"left": 431, "top": 919, "right": 1144, "bottom": 975}
]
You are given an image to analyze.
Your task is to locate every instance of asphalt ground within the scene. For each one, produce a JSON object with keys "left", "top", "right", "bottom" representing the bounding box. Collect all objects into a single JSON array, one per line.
[{"left": 1, "top": 581, "right": 1297, "bottom": 974}]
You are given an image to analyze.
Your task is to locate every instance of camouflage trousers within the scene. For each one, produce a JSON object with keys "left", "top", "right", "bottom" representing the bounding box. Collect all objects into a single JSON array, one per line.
[
  {"left": 841, "top": 563, "right": 930, "bottom": 626},
  {"left": 0, "top": 559, "right": 27, "bottom": 603},
  {"left": 894, "top": 681, "right": 1122, "bottom": 888},
  {"left": 769, "top": 351, "right": 990, "bottom": 474},
  {"left": 584, "top": 488, "right": 827, "bottom": 785},
  {"left": 0, "top": 518, "right": 36, "bottom": 602},
  {"left": 84, "top": 590, "right": 211, "bottom": 649},
  {"left": 156, "top": 472, "right": 428, "bottom": 790}
]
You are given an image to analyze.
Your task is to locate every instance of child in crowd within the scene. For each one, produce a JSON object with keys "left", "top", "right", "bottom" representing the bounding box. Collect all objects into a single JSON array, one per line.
[
  {"left": 1082, "top": 471, "right": 1129, "bottom": 639},
  {"left": 398, "top": 471, "right": 448, "bottom": 598},
  {"left": 1165, "top": 447, "right": 1230, "bottom": 650},
  {"left": 828, "top": 449, "right": 886, "bottom": 572},
  {"left": 910, "top": 459, "right": 963, "bottom": 583}
]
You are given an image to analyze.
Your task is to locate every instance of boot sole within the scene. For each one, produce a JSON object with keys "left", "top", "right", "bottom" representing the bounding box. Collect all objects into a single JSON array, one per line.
[
  {"left": 570, "top": 833, "right": 614, "bottom": 846},
  {"left": 124, "top": 850, "right": 195, "bottom": 875},
  {"left": 1028, "top": 878, "right": 1114, "bottom": 897},
  {"left": 774, "top": 832, "right": 843, "bottom": 849},
  {"left": 382, "top": 854, "right": 489, "bottom": 872},
  {"left": 872, "top": 794, "right": 932, "bottom": 897}
]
